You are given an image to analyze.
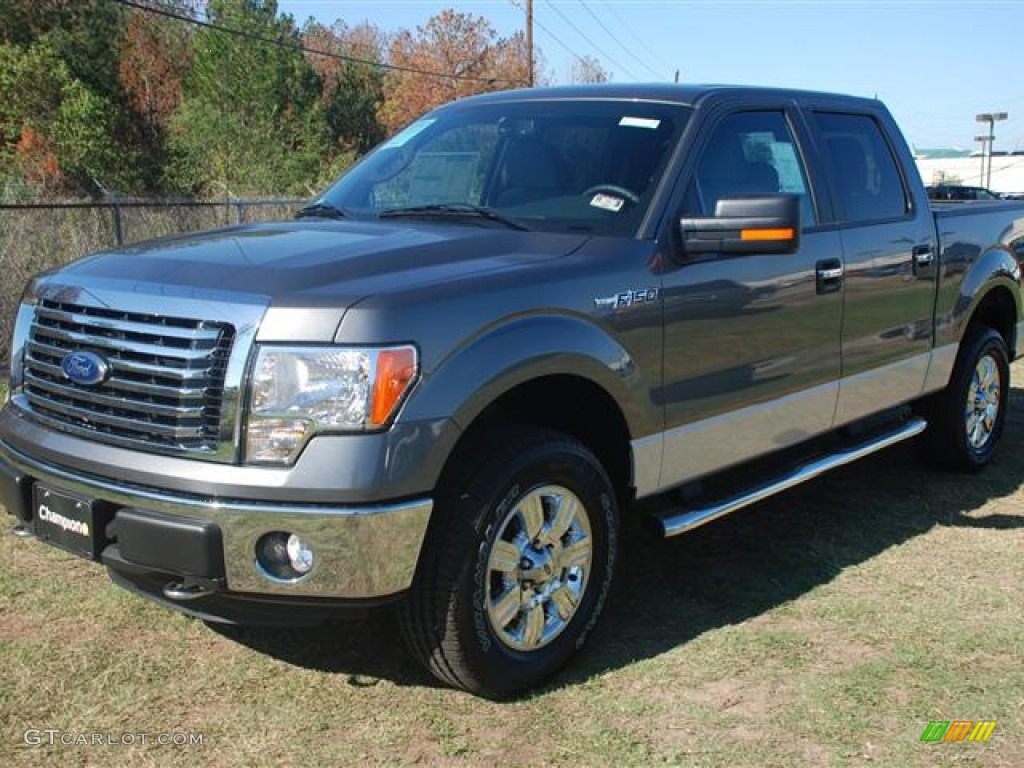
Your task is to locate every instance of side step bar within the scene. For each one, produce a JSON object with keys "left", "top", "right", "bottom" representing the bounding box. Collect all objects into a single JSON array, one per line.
[{"left": 655, "top": 417, "right": 928, "bottom": 538}]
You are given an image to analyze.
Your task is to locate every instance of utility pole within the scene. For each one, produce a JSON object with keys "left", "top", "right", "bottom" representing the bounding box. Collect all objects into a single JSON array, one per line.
[
  {"left": 975, "top": 131, "right": 989, "bottom": 186},
  {"left": 527, "top": 0, "right": 534, "bottom": 87},
  {"left": 976, "top": 112, "right": 1008, "bottom": 189}
]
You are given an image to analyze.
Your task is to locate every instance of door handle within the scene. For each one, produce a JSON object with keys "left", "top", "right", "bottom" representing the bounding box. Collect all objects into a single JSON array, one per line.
[
  {"left": 913, "top": 244, "right": 935, "bottom": 267},
  {"left": 816, "top": 259, "right": 843, "bottom": 294}
]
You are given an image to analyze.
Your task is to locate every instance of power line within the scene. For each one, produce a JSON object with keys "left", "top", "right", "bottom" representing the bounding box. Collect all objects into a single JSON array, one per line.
[
  {"left": 107, "top": 0, "right": 527, "bottom": 87},
  {"left": 511, "top": 0, "right": 591, "bottom": 70},
  {"left": 599, "top": 1, "right": 675, "bottom": 77},
  {"left": 577, "top": 0, "right": 665, "bottom": 80},
  {"left": 531, "top": 15, "right": 589, "bottom": 68},
  {"left": 540, "top": 0, "right": 640, "bottom": 80}
]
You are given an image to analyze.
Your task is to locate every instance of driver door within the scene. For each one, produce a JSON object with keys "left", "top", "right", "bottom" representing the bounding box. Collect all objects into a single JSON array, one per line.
[{"left": 657, "top": 108, "right": 844, "bottom": 487}]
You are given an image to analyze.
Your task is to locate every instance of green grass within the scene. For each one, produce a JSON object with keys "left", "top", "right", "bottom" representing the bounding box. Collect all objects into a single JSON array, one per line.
[{"left": 1, "top": 370, "right": 1022, "bottom": 766}]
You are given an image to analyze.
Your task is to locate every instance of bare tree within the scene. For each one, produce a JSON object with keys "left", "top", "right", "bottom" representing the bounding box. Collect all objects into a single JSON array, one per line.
[{"left": 569, "top": 55, "right": 609, "bottom": 84}]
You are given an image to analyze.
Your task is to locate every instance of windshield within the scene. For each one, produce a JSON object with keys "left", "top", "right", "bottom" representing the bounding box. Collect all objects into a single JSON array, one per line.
[{"left": 315, "top": 99, "right": 691, "bottom": 237}]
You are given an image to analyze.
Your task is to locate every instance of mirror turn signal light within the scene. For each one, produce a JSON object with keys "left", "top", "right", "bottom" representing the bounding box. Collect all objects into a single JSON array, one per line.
[{"left": 740, "top": 228, "right": 795, "bottom": 241}]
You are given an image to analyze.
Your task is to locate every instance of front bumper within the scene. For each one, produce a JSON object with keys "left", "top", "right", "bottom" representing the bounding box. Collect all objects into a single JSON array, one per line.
[{"left": 1, "top": 437, "right": 433, "bottom": 609}]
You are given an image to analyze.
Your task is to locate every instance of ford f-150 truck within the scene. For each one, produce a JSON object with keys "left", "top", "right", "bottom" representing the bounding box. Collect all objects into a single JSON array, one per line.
[{"left": 3, "top": 85, "right": 1024, "bottom": 698}]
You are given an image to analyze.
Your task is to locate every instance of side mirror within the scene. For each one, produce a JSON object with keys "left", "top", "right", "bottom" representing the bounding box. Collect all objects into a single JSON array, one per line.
[{"left": 680, "top": 194, "right": 801, "bottom": 255}]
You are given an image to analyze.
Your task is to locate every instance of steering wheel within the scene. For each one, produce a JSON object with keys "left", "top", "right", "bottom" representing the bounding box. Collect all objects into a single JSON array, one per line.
[{"left": 582, "top": 184, "right": 640, "bottom": 205}]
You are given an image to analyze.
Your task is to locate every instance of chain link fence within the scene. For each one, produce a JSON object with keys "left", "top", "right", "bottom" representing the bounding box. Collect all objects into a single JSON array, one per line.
[{"left": 0, "top": 198, "right": 305, "bottom": 371}]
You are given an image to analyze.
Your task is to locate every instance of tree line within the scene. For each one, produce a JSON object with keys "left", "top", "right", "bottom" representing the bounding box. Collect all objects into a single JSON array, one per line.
[{"left": 0, "top": 0, "right": 605, "bottom": 201}]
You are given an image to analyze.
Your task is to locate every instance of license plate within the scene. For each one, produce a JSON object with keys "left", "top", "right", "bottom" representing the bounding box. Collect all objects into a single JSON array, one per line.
[{"left": 32, "top": 484, "right": 100, "bottom": 559}]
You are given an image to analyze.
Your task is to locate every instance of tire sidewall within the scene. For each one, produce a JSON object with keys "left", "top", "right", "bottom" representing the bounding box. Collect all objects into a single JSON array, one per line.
[
  {"left": 455, "top": 443, "right": 618, "bottom": 695},
  {"left": 954, "top": 329, "right": 1010, "bottom": 467}
]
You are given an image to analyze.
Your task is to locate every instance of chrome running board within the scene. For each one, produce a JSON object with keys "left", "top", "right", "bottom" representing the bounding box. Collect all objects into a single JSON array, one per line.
[{"left": 655, "top": 417, "right": 928, "bottom": 538}]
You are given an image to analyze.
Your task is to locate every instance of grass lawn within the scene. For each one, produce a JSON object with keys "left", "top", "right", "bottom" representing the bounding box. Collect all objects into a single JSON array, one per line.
[{"left": 0, "top": 369, "right": 1021, "bottom": 767}]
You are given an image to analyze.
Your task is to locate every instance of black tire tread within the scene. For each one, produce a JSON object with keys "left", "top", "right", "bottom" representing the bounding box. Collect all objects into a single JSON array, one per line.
[
  {"left": 923, "top": 323, "right": 1009, "bottom": 471},
  {"left": 399, "top": 425, "right": 612, "bottom": 697}
]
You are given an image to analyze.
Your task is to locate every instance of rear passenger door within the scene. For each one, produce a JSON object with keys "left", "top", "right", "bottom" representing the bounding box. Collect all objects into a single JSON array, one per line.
[
  {"left": 811, "top": 111, "right": 938, "bottom": 425},
  {"left": 656, "top": 108, "right": 844, "bottom": 489}
]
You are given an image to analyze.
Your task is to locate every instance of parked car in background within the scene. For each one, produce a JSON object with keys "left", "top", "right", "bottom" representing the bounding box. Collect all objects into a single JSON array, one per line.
[{"left": 926, "top": 184, "right": 1003, "bottom": 201}]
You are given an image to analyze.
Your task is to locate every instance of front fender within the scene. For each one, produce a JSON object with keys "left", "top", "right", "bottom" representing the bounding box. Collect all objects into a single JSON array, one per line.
[{"left": 399, "top": 313, "right": 660, "bottom": 441}]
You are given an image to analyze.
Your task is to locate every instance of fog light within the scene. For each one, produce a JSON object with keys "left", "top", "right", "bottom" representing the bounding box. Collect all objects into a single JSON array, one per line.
[{"left": 256, "top": 531, "right": 315, "bottom": 581}]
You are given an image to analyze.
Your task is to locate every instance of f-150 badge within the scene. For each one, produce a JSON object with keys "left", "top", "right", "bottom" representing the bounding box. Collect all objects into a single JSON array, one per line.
[{"left": 594, "top": 288, "right": 660, "bottom": 310}]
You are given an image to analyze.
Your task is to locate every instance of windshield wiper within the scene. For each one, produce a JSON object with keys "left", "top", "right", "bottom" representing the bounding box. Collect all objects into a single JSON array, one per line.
[
  {"left": 378, "top": 203, "right": 530, "bottom": 231},
  {"left": 295, "top": 201, "right": 350, "bottom": 220}
]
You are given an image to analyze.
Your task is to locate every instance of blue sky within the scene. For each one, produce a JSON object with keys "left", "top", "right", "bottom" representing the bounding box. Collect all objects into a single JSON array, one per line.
[{"left": 278, "top": 1, "right": 1024, "bottom": 151}]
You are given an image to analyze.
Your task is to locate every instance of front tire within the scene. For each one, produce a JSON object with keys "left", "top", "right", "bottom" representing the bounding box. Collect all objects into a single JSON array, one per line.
[
  {"left": 924, "top": 324, "right": 1010, "bottom": 471},
  {"left": 400, "top": 426, "right": 618, "bottom": 698}
]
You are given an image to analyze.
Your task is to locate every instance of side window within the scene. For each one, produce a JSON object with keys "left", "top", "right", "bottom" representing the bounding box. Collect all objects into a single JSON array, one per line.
[
  {"left": 685, "top": 111, "right": 817, "bottom": 226},
  {"left": 815, "top": 112, "right": 909, "bottom": 224}
]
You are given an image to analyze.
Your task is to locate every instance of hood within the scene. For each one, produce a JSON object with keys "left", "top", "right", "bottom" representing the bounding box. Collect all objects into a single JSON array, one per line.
[
  {"left": 41, "top": 219, "right": 588, "bottom": 342},
  {"left": 60, "top": 219, "right": 589, "bottom": 308}
]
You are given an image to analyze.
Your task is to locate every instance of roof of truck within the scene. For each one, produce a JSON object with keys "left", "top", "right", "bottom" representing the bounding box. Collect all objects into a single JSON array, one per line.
[{"left": 456, "top": 83, "right": 882, "bottom": 110}]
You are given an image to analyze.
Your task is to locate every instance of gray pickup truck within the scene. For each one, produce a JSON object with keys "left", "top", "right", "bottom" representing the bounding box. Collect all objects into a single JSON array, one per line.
[{"left": 3, "top": 85, "right": 1024, "bottom": 697}]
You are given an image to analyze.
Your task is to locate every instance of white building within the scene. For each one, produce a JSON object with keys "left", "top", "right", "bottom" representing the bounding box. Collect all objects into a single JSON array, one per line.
[{"left": 914, "top": 152, "right": 1024, "bottom": 197}]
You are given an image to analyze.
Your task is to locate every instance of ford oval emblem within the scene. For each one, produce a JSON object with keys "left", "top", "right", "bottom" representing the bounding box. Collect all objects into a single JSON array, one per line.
[{"left": 60, "top": 351, "right": 110, "bottom": 386}]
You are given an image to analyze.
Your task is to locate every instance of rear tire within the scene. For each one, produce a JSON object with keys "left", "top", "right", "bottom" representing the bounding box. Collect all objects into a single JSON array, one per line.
[
  {"left": 923, "top": 324, "right": 1009, "bottom": 471},
  {"left": 399, "top": 426, "right": 618, "bottom": 698}
]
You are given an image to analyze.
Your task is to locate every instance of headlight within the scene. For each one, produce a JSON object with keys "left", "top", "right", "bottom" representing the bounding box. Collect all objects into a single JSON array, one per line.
[
  {"left": 245, "top": 345, "right": 417, "bottom": 464},
  {"left": 8, "top": 290, "right": 38, "bottom": 399}
]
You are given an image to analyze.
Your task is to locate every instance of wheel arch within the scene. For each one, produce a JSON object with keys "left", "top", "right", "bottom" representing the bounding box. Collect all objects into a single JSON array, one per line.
[
  {"left": 403, "top": 314, "right": 657, "bottom": 508},
  {"left": 968, "top": 284, "right": 1018, "bottom": 356},
  {"left": 951, "top": 244, "right": 1022, "bottom": 356},
  {"left": 444, "top": 373, "right": 636, "bottom": 507}
]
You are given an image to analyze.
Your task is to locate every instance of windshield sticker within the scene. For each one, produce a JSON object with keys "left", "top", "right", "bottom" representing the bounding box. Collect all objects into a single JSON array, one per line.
[
  {"left": 590, "top": 193, "right": 625, "bottom": 212},
  {"left": 619, "top": 116, "right": 661, "bottom": 130},
  {"left": 382, "top": 118, "right": 436, "bottom": 149}
]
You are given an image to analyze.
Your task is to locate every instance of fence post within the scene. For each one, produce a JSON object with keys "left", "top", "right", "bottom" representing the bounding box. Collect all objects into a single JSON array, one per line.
[{"left": 110, "top": 196, "right": 124, "bottom": 247}]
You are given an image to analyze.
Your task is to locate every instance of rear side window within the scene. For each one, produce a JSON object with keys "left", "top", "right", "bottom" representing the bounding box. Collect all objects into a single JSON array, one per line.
[{"left": 815, "top": 112, "right": 909, "bottom": 224}]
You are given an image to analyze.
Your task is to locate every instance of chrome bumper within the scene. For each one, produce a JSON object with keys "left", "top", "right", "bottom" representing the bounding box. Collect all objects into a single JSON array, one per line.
[{"left": 1, "top": 440, "right": 432, "bottom": 600}]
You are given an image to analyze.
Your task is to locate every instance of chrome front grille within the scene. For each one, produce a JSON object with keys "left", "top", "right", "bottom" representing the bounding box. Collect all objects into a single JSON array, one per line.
[{"left": 22, "top": 300, "right": 235, "bottom": 455}]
